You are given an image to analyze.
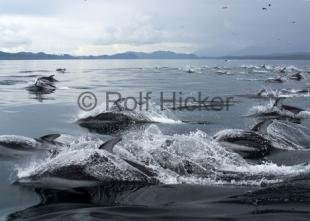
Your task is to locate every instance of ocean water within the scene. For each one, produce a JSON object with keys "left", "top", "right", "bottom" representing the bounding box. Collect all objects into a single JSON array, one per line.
[{"left": 0, "top": 59, "right": 310, "bottom": 220}]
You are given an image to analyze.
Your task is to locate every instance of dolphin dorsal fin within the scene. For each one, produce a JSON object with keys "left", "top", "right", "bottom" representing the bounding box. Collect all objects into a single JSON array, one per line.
[
  {"left": 99, "top": 137, "right": 122, "bottom": 153},
  {"left": 251, "top": 119, "right": 273, "bottom": 132},
  {"left": 273, "top": 97, "right": 285, "bottom": 107},
  {"left": 122, "top": 159, "right": 157, "bottom": 177},
  {"left": 251, "top": 121, "right": 264, "bottom": 132},
  {"left": 39, "top": 134, "right": 61, "bottom": 142}
]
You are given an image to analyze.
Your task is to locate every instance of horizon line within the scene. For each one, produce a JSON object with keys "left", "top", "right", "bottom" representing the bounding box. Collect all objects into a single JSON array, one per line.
[{"left": 1, "top": 50, "right": 310, "bottom": 60}]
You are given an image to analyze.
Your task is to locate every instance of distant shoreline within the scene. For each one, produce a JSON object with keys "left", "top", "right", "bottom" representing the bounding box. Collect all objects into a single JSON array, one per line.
[
  {"left": 1, "top": 57, "right": 310, "bottom": 61},
  {"left": 1, "top": 58, "right": 310, "bottom": 61},
  {"left": 1, "top": 50, "right": 310, "bottom": 60}
]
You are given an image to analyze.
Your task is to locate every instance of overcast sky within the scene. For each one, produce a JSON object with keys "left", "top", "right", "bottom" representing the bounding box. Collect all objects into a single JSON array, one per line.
[{"left": 0, "top": 0, "right": 309, "bottom": 56}]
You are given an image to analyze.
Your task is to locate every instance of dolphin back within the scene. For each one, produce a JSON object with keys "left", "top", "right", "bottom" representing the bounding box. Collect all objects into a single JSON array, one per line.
[{"left": 39, "top": 134, "right": 61, "bottom": 142}]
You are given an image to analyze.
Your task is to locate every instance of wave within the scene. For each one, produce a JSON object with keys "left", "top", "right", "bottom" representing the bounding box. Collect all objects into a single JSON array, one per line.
[
  {"left": 241, "top": 65, "right": 260, "bottom": 69},
  {"left": 19, "top": 70, "right": 49, "bottom": 73},
  {"left": 0, "top": 80, "right": 27, "bottom": 86},
  {"left": 237, "top": 78, "right": 263, "bottom": 81},
  {"left": 278, "top": 89, "right": 310, "bottom": 98},
  {"left": 15, "top": 125, "right": 310, "bottom": 187},
  {"left": 240, "top": 64, "right": 304, "bottom": 73},
  {"left": 240, "top": 64, "right": 273, "bottom": 71}
]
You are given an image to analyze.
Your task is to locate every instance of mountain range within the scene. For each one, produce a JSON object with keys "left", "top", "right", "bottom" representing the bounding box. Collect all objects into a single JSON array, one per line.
[
  {"left": 1, "top": 50, "right": 310, "bottom": 60},
  {"left": 0, "top": 51, "right": 198, "bottom": 60}
]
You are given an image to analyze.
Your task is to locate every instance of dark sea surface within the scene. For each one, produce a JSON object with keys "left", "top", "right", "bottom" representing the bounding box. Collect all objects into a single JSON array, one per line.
[{"left": 0, "top": 59, "right": 310, "bottom": 220}]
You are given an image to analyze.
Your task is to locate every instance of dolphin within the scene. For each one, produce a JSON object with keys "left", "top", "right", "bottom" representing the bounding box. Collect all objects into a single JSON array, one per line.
[
  {"left": 261, "top": 64, "right": 267, "bottom": 69},
  {"left": 56, "top": 68, "right": 66, "bottom": 73},
  {"left": 297, "top": 88, "right": 310, "bottom": 94},
  {"left": 0, "top": 134, "right": 61, "bottom": 150},
  {"left": 38, "top": 75, "right": 58, "bottom": 83},
  {"left": 265, "top": 77, "right": 286, "bottom": 83},
  {"left": 0, "top": 134, "right": 61, "bottom": 159},
  {"left": 251, "top": 119, "right": 274, "bottom": 132},
  {"left": 280, "top": 67, "right": 286, "bottom": 73},
  {"left": 279, "top": 88, "right": 310, "bottom": 97},
  {"left": 26, "top": 75, "right": 58, "bottom": 94},
  {"left": 273, "top": 98, "right": 305, "bottom": 115},
  {"left": 289, "top": 72, "right": 304, "bottom": 81},
  {"left": 214, "top": 130, "right": 274, "bottom": 158},
  {"left": 16, "top": 148, "right": 159, "bottom": 189},
  {"left": 77, "top": 112, "right": 139, "bottom": 133},
  {"left": 244, "top": 88, "right": 310, "bottom": 100},
  {"left": 252, "top": 98, "right": 306, "bottom": 120},
  {"left": 150, "top": 148, "right": 208, "bottom": 176},
  {"left": 257, "top": 89, "right": 267, "bottom": 97},
  {"left": 280, "top": 104, "right": 305, "bottom": 115},
  {"left": 77, "top": 99, "right": 152, "bottom": 133},
  {"left": 26, "top": 81, "right": 56, "bottom": 94}
]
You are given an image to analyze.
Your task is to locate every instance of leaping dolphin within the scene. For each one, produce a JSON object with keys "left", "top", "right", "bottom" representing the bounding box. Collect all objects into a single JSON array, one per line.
[
  {"left": 273, "top": 97, "right": 305, "bottom": 115},
  {"left": 26, "top": 75, "right": 58, "bottom": 94},
  {"left": 15, "top": 146, "right": 159, "bottom": 189},
  {"left": 214, "top": 130, "right": 274, "bottom": 158},
  {"left": 0, "top": 134, "right": 61, "bottom": 159},
  {"left": 77, "top": 99, "right": 153, "bottom": 133}
]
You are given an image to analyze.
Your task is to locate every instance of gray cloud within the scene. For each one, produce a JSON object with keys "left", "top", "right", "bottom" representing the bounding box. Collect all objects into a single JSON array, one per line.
[
  {"left": 0, "top": 0, "right": 309, "bottom": 55},
  {"left": 0, "top": 20, "right": 31, "bottom": 51}
]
